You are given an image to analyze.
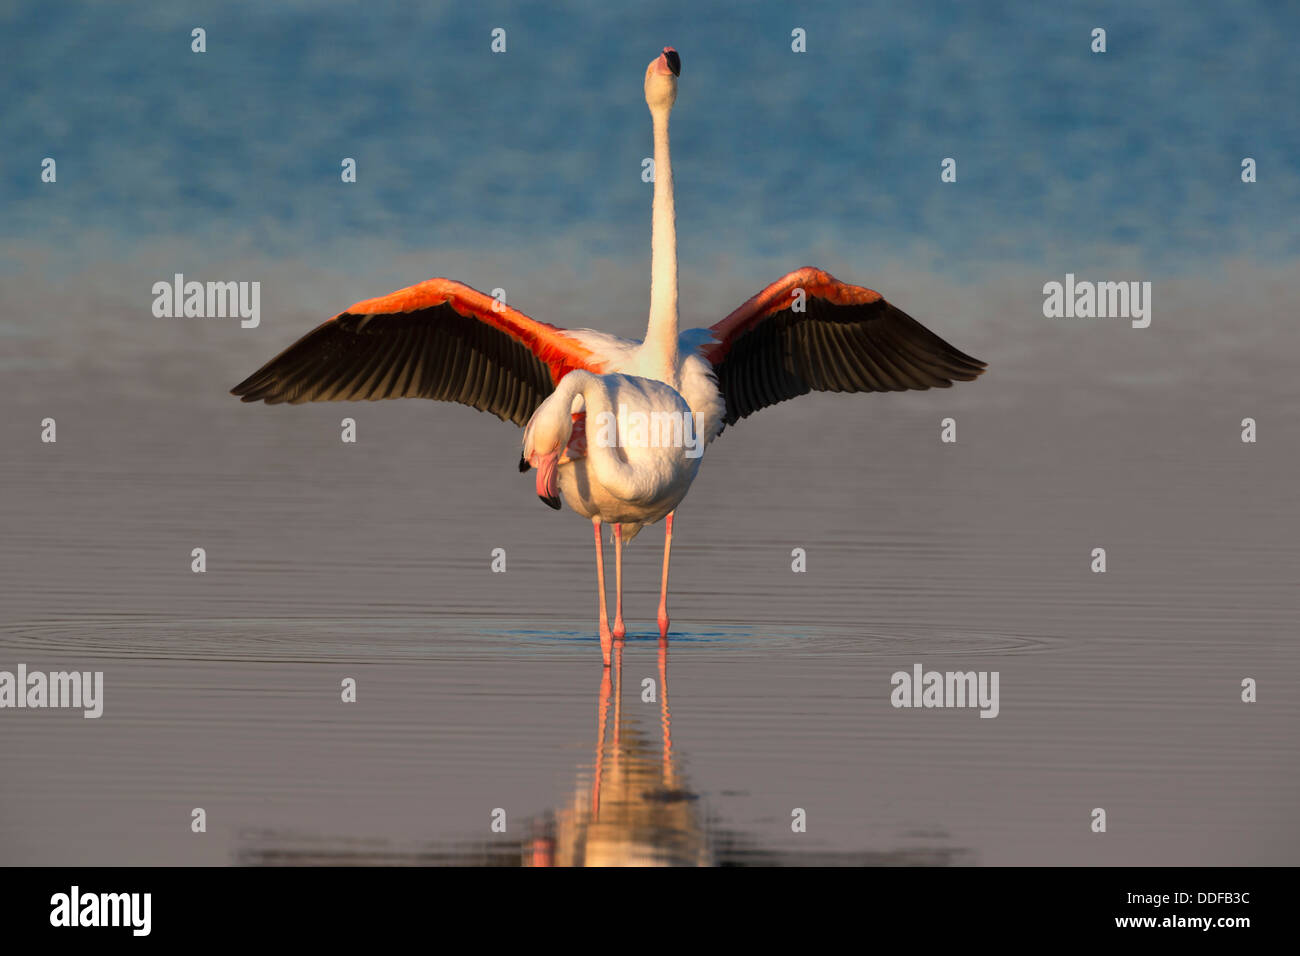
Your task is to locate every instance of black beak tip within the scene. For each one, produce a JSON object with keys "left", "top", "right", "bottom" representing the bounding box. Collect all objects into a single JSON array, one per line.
[
  {"left": 540, "top": 494, "right": 561, "bottom": 511},
  {"left": 664, "top": 49, "right": 680, "bottom": 76},
  {"left": 519, "top": 455, "right": 531, "bottom": 473}
]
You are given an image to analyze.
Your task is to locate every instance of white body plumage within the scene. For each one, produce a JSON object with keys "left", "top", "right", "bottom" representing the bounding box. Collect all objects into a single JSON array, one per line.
[{"left": 524, "top": 369, "right": 705, "bottom": 540}]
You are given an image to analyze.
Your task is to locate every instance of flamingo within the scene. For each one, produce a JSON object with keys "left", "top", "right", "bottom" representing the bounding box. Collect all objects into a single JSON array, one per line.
[
  {"left": 230, "top": 46, "right": 986, "bottom": 663},
  {"left": 523, "top": 369, "right": 704, "bottom": 661}
]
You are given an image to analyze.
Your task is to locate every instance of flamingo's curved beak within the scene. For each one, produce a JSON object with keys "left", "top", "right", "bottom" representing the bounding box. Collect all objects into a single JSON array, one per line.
[
  {"left": 656, "top": 47, "right": 680, "bottom": 76},
  {"left": 533, "top": 451, "right": 561, "bottom": 509}
]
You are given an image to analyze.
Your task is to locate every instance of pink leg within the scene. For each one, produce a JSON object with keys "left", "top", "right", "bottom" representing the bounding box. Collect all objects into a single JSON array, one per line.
[
  {"left": 657, "top": 512, "right": 674, "bottom": 640},
  {"left": 593, "top": 519, "right": 612, "bottom": 666},
  {"left": 591, "top": 665, "right": 611, "bottom": 816},
  {"left": 612, "top": 637, "right": 624, "bottom": 749},
  {"left": 612, "top": 524, "right": 626, "bottom": 641},
  {"left": 658, "top": 632, "right": 673, "bottom": 779}
]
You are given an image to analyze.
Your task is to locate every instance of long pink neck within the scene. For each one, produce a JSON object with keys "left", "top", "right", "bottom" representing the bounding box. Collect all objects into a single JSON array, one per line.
[{"left": 644, "top": 106, "right": 679, "bottom": 385}]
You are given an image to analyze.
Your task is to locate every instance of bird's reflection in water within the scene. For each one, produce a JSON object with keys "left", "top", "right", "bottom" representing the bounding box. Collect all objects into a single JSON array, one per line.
[
  {"left": 530, "top": 638, "right": 707, "bottom": 866},
  {"left": 238, "top": 639, "right": 970, "bottom": 866}
]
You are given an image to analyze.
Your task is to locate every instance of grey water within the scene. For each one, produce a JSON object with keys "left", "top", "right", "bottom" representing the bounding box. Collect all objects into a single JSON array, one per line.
[{"left": 2, "top": 266, "right": 1297, "bottom": 865}]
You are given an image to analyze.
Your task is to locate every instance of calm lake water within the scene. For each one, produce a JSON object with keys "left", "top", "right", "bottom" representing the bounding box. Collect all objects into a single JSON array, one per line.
[{"left": 2, "top": 271, "right": 1296, "bottom": 865}]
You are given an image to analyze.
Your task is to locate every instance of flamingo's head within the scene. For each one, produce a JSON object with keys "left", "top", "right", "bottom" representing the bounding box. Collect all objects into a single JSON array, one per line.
[
  {"left": 644, "top": 46, "right": 680, "bottom": 112},
  {"left": 522, "top": 379, "right": 586, "bottom": 510}
]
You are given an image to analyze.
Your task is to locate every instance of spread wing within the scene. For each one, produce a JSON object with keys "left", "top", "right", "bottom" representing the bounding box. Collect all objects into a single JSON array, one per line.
[
  {"left": 702, "top": 268, "right": 986, "bottom": 426},
  {"left": 231, "top": 278, "right": 602, "bottom": 427}
]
